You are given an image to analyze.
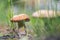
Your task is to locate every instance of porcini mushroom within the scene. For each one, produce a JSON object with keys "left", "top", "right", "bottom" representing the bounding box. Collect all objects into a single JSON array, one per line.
[
  {"left": 11, "top": 14, "right": 30, "bottom": 37},
  {"left": 32, "top": 10, "right": 60, "bottom": 32}
]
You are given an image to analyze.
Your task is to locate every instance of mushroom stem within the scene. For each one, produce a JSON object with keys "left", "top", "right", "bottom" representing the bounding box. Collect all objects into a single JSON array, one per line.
[
  {"left": 18, "top": 20, "right": 27, "bottom": 35},
  {"left": 18, "top": 21, "right": 25, "bottom": 28}
]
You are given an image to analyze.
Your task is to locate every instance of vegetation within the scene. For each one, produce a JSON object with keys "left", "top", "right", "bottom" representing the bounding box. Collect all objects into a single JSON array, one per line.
[{"left": 0, "top": 0, "right": 60, "bottom": 40}]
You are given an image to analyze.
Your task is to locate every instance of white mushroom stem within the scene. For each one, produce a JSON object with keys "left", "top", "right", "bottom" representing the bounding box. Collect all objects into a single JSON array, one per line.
[{"left": 32, "top": 10, "right": 60, "bottom": 18}]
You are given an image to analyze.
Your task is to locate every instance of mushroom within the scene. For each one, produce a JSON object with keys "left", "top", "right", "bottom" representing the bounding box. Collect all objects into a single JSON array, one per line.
[
  {"left": 32, "top": 10, "right": 60, "bottom": 18},
  {"left": 10, "top": 14, "right": 30, "bottom": 36},
  {"left": 32, "top": 10, "right": 60, "bottom": 32}
]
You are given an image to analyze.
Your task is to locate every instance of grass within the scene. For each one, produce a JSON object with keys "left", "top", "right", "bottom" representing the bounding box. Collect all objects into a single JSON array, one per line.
[{"left": 0, "top": 0, "right": 60, "bottom": 40}]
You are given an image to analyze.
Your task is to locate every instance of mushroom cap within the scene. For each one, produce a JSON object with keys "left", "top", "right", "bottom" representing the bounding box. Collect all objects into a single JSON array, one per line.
[
  {"left": 32, "top": 10, "right": 60, "bottom": 18},
  {"left": 11, "top": 14, "right": 30, "bottom": 22}
]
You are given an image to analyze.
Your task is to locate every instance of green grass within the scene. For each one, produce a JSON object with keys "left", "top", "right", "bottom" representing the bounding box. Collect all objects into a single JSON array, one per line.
[
  {"left": 0, "top": 0, "right": 60, "bottom": 40},
  {"left": 30, "top": 17, "right": 60, "bottom": 37}
]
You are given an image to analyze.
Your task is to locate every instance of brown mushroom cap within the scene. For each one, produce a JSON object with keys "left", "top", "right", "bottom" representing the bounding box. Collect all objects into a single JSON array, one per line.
[
  {"left": 32, "top": 10, "right": 60, "bottom": 18},
  {"left": 11, "top": 14, "right": 30, "bottom": 22}
]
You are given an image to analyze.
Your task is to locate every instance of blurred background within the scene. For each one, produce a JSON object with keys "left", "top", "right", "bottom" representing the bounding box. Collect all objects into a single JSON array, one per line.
[{"left": 0, "top": 0, "right": 60, "bottom": 40}]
